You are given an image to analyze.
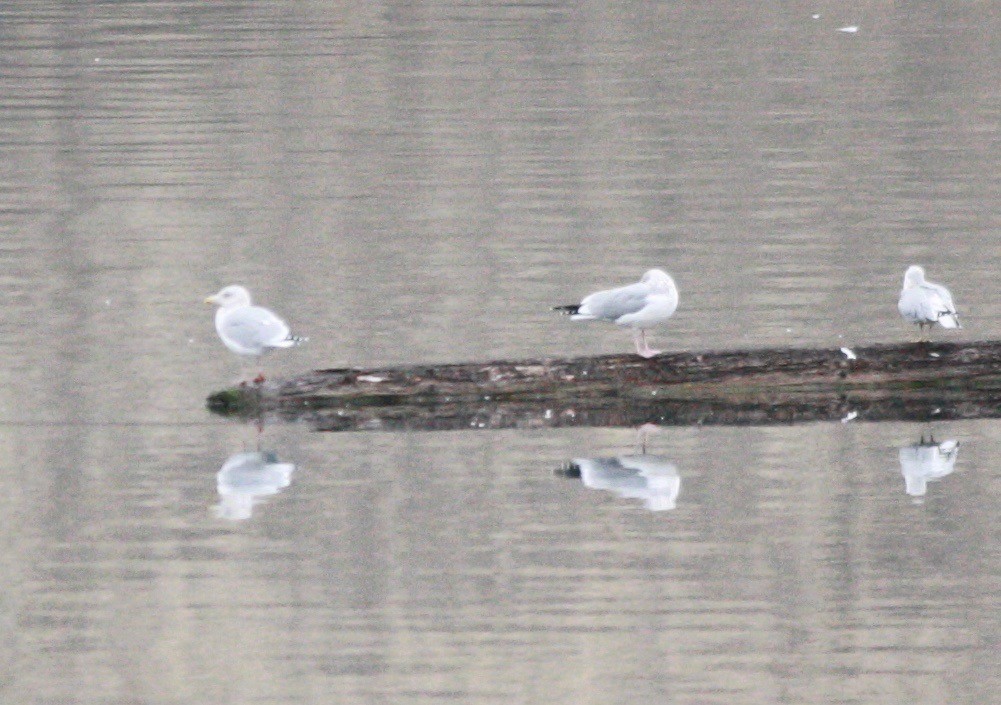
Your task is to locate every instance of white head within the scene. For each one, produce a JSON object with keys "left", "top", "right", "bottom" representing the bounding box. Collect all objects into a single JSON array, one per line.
[
  {"left": 205, "top": 285, "right": 252, "bottom": 308},
  {"left": 640, "top": 268, "right": 677, "bottom": 293},
  {"left": 903, "top": 265, "right": 926, "bottom": 288}
]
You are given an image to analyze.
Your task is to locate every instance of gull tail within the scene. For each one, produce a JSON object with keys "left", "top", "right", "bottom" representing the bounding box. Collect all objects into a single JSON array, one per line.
[
  {"left": 555, "top": 461, "right": 582, "bottom": 478},
  {"left": 937, "top": 312, "right": 960, "bottom": 329},
  {"left": 552, "top": 304, "right": 581, "bottom": 316}
]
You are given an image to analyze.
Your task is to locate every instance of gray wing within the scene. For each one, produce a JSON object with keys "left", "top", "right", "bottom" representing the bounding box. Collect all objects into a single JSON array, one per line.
[
  {"left": 579, "top": 282, "right": 650, "bottom": 321},
  {"left": 617, "top": 455, "right": 679, "bottom": 478},
  {"left": 221, "top": 305, "right": 291, "bottom": 349},
  {"left": 926, "top": 282, "right": 956, "bottom": 313},
  {"left": 572, "top": 458, "right": 646, "bottom": 491}
]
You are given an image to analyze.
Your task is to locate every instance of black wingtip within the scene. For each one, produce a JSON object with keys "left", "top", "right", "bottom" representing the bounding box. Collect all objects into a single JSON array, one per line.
[
  {"left": 554, "top": 461, "right": 582, "bottom": 478},
  {"left": 552, "top": 304, "right": 580, "bottom": 316}
]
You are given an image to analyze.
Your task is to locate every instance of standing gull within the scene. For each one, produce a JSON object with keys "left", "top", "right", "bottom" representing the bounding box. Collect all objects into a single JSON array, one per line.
[
  {"left": 205, "top": 285, "right": 306, "bottom": 382},
  {"left": 554, "top": 269, "right": 679, "bottom": 358},
  {"left": 898, "top": 265, "right": 961, "bottom": 335}
]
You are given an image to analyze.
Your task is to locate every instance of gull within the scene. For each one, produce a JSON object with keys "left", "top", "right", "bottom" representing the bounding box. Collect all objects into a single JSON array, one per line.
[
  {"left": 897, "top": 265, "right": 960, "bottom": 337},
  {"left": 897, "top": 437, "right": 958, "bottom": 498},
  {"left": 559, "top": 455, "right": 681, "bottom": 511},
  {"left": 205, "top": 285, "right": 306, "bottom": 383},
  {"left": 214, "top": 451, "right": 295, "bottom": 520},
  {"left": 554, "top": 269, "right": 679, "bottom": 358}
]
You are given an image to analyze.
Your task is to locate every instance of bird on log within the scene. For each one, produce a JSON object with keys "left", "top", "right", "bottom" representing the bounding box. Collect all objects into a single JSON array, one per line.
[
  {"left": 553, "top": 268, "right": 679, "bottom": 358},
  {"left": 898, "top": 265, "right": 961, "bottom": 336},
  {"left": 206, "top": 285, "right": 307, "bottom": 384},
  {"left": 208, "top": 264, "right": 982, "bottom": 431}
]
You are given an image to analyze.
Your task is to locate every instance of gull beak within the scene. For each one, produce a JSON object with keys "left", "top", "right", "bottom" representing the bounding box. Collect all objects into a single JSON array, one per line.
[{"left": 204, "top": 295, "right": 217, "bottom": 305}]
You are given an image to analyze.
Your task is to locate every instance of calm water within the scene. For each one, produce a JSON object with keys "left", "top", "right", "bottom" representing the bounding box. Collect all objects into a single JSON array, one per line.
[{"left": 1, "top": 1, "right": 999, "bottom": 703}]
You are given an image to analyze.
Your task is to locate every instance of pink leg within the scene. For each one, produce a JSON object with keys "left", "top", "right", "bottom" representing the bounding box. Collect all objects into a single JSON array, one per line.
[
  {"left": 632, "top": 328, "right": 648, "bottom": 354},
  {"left": 633, "top": 329, "right": 661, "bottom": 358},
  {"left": 235, "top": 358, "right": 262, "bottom": 386}
]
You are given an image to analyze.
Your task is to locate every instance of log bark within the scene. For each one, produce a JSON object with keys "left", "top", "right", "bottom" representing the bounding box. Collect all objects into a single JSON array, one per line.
[{"left": 206, "top": 340, "right": 1001, "bottom": 432}]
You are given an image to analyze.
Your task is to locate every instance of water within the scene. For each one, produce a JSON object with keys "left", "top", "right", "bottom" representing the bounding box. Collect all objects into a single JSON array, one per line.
[{"left": 1, "top": 2, "right": 998, "bottom": 703}]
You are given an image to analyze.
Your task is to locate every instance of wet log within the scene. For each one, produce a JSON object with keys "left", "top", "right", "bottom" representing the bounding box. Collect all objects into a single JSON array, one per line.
[{"left": 206, "top": 340, "right": 1001, "bottom": 431}]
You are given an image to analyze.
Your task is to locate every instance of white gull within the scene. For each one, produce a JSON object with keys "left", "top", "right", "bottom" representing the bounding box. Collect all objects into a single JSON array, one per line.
[{"left": 554, "top": 269, "right": 679, "bottom": 358}]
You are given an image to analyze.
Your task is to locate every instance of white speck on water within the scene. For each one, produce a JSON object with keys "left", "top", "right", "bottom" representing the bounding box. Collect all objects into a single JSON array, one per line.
[
  {"left": 929, "top": 352, "right": 940, "bottom": 358},
  {"left": 840, "top": 347, "right": 857, "bottom": 360},
  {"left": 187, "top": 338, "right": 194, "bottom": 344},
  {"left": 104, "top": 299, "right": 111, "bottom": 306},
  {"left": 841, "top": 411, "right": 858, "bottom": 423},
  {"left": 357, "top": 375, "right": 386, "bottom": 383},
  {"left": 544, "top": 409, "right": 553, "bottom": 419},
  {"left": 838, "top": 25, "right": 859, "bottom": 33},
  {"left": 812, "top": 14, "right": 820, "bottom": 20},
  {"left": 786, "top": 328, "right": 793, "bottom": 333},
  {"left": 94, "top": 57, "right": 101, "bottom": 63}
]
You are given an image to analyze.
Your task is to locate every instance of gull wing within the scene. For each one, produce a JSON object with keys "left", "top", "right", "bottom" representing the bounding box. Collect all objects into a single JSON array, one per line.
[
  {"left": 579, "top": 282, "right": 650, "bottom": 322},
  {"left": 220, "top": 305, "right": 291, "bottom": 351}
]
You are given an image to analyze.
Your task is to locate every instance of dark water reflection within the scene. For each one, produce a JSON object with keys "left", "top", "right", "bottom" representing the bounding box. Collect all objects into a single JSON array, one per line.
[{"left": 2, "top": 0, "right": 999, "bottom": 703}]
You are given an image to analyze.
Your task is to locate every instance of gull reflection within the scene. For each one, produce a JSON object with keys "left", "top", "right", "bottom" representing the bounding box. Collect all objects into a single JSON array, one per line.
[
  {"left": 214, "top": 450, "right": 295, "bottom": 520},
  {"left": 897, "top": 436, "right": 959, "bottom": 498},
  {"left": 560, "top": 455, "right": 681, "bottom": 511}
]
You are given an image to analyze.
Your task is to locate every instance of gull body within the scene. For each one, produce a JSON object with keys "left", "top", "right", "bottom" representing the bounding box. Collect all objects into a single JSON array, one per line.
[
  {"left": 897, "top": 438, "right": 958, "bottom": 498},
  {"left": 554, "top": 269, "right": 679, "bottom": 358},
  {"left": 205, "top": 285, "right": 306, "bottom": 380},
  {"left": 215, "top": 451, "right": 295, "bottom": 520},
  {"left": 897, "top": 265, "right": 960, "bottom": 333},
  {"left": 560, "top": 455, "right": 681, "bottom": 511}
]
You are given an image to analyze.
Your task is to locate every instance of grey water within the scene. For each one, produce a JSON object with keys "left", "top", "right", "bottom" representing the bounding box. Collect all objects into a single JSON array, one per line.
[{"left": 1, "top": 1, "right": 999, "bottom": 703}]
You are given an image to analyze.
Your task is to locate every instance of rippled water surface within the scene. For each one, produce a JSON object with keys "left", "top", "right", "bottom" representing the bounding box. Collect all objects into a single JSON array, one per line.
[{"left": 1, "top": 1, "right": 999, "bottom": 703}]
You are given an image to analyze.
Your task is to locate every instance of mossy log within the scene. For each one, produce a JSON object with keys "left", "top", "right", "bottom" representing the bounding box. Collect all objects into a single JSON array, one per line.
[{"left": 207, "top": 340, "right": 1001, "bottom": 432}]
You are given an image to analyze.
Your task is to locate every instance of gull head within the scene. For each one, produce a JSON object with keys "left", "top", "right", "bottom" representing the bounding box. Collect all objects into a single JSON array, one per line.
[
  {"left": 640, "top": 268, "right": 677, "bottom": 293},
  {"left": 903, "top": 265, "right": 926, "bottom": 288},
  {"left": 205, "top": 285, "right": 252, "bottom": 308}
]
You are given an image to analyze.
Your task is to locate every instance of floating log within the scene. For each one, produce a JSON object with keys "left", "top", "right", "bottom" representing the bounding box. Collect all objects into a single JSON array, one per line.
[{"left": 206, "top": 340, "right": 1001, "bottom": 432}]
